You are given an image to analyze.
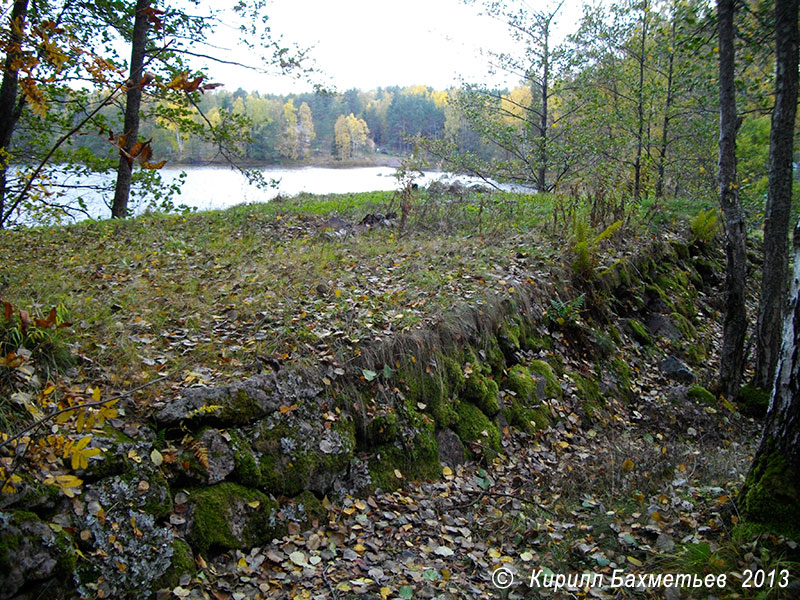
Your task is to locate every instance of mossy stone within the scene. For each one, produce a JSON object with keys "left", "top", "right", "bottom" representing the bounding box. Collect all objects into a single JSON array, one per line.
[
  {"left": 670, "top": 312, "right": 697, "bottom": 339},
  {"left": 253, "top": 418, "right": 355, "bottom": 497},
  {"left": 688, "top": 386, "right": 716, "bottom": 405},
  {"left": 628, "top": 319, "right": 652, "bottom": 346},
  {"left": 497, "top": 322, "right": 521, "bottom": 360},
  {"left": 504, "top": 364, "right": 539, "bottom": 403},
  {"left": 453, "top": 401, "right": 501, "bottom": 454},
  {"left": 573, "top": 373, "right": 604, "bottom": 418},
  {"left": 738, "top": 385, "right": 770, "bottom": 418},
  {"left": 503, "top": 402, "right": 551, "bottom": 434},
  {"left": 528, "top": 359, "right": 561, "bottom": 399},
  {"left": 295, "top": 490, "right": 327, "bottom": 526},
  {"left": 230, "top": 431, "right": 262, "bottom": 488},
  {"left": 368, "top": 426, "right": 441, "bottom": 491},
  {"left": 155, "top": 538, "right": 194, "bottom": 590},
  {"left": 367, "top": 411, "right": 400, "bottom": 444},
  {"left": 188, "top": 482, "right": 279, "bottom": 555},
  {"left": 401, "top": 365, "right": 456, "bottom": 428},
  {"left": 464, "top": 371, "right": 500, "bottom": 416}
]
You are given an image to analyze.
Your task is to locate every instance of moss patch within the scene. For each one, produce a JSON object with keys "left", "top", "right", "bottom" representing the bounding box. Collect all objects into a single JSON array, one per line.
[
  {"left": 573, "top": 373, "right": 604, "bottom": 419},
  {"left": 528, "top": 360, "right": 562, "bottom": 399},
  {"left": 155, "top": 538, "right": 195, "bottom": 590},
  {"left": 368, "top": 425, "right": 441, "bottom": 491},
  {"left": 453, "top": 401, "right": 501, "bottom": 456},
  {"left": 628, "top": 318, "right": 652, "bottom": 346},
  {"left": 741, "top": 450, "right": 800, "bottom": 538},
  {"left": 464, "top": 370, "right": 500, "bottom": 416},
  {"left": 503, "top": 402, "right": 551, "bottom": 433},
  {"left": 738, "top": 385, "right": 770, "bottom": 418},
  {"left": 688, "top": 386, "right": 716, "bottom": 405},
  {"left": 188, "top": 482, "right": 279, "bottom": 556}
]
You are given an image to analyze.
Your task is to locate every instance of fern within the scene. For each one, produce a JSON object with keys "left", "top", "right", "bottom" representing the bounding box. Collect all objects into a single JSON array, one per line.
[
  {"left": 570, "top": 217, "right": 624, "bottom": 279},
  {"left": 689, "top": 208, "right": 719, "bottom": 244}
]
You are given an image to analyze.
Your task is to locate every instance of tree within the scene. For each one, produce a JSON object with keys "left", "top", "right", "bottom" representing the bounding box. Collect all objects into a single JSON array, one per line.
[
  {"left": 298, "top": 101, "right": 315, "bottom": 158},
  {"left": 278, "top": 98, "right": 300, "bottom": 159},
  {"left": 739, "top": 216, "right": 800, "bottom": 529},
  {"left": 0, "top": 0, "right": 30, "bottom": 225},
  {"left": 111, "top": 0, "right": 152, "bottom": 219},
  {"left": 716, "top": 0, "right": 748, "bottom": 400},
  {"left": 754, "top": 0, "right": 799, "bottom": 392},
  {"left": 333, "top": 113, "right": 369, "bottom": 160}
]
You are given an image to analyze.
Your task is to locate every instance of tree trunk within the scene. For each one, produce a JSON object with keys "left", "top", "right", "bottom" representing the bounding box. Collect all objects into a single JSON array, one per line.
[
  {"left": 754, "top": 0, "right": 799, "bottom": 391},
  {"left": 655, "top": 17, "right": 676, "bottom": 199},
  {"left": 111, "top": 0, "right": 151, "bottom": 219},
  {"left": 717, "top": 0, "right": 748, "bottom": 400},
  {"left": 633, "top": 0, "right": 649, "bottom": 203},
  {"left": 739, "top": 217, "right": 800, "bottom": 528},
  {"left": 537, "top": 29, "right": 548, "bottom": 194},
  {"left": 0, "top": 0, "right": 30, "bottom": 228}
]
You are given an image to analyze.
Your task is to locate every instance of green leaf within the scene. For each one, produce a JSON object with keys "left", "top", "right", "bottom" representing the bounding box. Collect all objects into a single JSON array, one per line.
[
  {"left": 399, "top": 585, "right": 413, "bottom": 599},
  {"left": 382, "top": 364, "right": 394, "bottom": 379},
  {"left": 362, "top": 369, "right": 377, "bottom": 381}
]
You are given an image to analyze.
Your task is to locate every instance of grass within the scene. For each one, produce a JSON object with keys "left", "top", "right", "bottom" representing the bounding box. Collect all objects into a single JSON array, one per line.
[
  {"left": 0, "top": 189, "right": 721, "bottom": 421},
  {"left": 0, "top": 190, "right": 562, "bottom": 409}
]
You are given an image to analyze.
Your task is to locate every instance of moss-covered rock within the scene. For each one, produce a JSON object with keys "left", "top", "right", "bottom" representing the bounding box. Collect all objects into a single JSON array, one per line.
[
  {"left": 367, "top": 410, "right": 400, "bottom": 444},
  {"left": 0, "top": 510, "right": 77, "bottom": 598},
  {"left": 738, "top": 385, "right": 770, "bottom": 418},
  {"left": 248, "top": 416, "right": 356, "bottom": 496},
  {"left": 670, "top": 312, "right": 697, "bottom": 339},
  {"left": 503, "top": 402, "right": 552, "bottom": 434},
  {"left": 504, "top": 364, "right": 541, "bottom": 403},
  {"left": 185, "top": 482, "right": 280, "bottom": 556},
  {"left": 528, "top": 359, "right": 562, "bottom": 399},
  {"left": 367, "top": 425, "right": 441, "bottom": 491},
  {"left": 400, "top": 363, "right": 457, "bottom": 428},
  {"left": 453, "top": 401, "right": 501, "bottom": 455},
  {"left": 464, "top": 370, "right": 500, "bottom": 416},
  {"left": 628, "top": 318, "right": 652, "bottom": 346},
  {"left": 229, "top": 431, "right": 262, "bottom": 488},
  {"left": 688, "top": 386, "right": 716, "bottom": 405},
  {"left": 573, "top": 373, "right": 604, "bottom": 419},
  {"left": 155, "top": 538, "right": 194, "bottom": 590},
  {"left": 497, "top": 322, "right": 521, "bottom": 360}
]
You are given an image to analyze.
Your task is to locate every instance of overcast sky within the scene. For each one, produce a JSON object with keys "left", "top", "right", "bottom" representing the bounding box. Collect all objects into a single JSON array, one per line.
[{"left": 198, "top": 0, "right": 587, "bottom": 95}]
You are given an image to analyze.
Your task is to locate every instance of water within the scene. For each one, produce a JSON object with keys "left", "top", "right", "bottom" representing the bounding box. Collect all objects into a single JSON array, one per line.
[{"left": 17, "top": 164, "right": 530, "bottom": 223}]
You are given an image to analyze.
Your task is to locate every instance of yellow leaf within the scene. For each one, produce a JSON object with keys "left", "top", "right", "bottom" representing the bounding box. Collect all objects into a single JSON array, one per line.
[
  {"left": 354, "top": 543, "right": 365, "bottom": 553},
  {"left": 394, "top": 469, "right": 403, "bottom": 479},
  {"left": 442, "top": 466, "right": 453, "bottom": 479},
  {"left": 247, "top": 500, "right": 260, "bottom": 508},
  {"left": 627, "top": 556, "right": 642, "bottom": 566},
  {"left": 91, "top": 387, "right": 101, "bottom": 402},
  {"left": 622, "top": 459, "right": 635, "bottom": 473},
  {"left": 237, "top": 557, "right": 248, "bottom": 569},
  {"left": 380, "top": 587, "right": 391, "bottom": 600},
  {"left": 43, "top": 384, "right": 55, "bottom": 396},
  {"left": 354, "top": 499, "right": 366, "bottom": 511},
  {"left": 558, "top": 441, "right": 569, "bottom": 448}
]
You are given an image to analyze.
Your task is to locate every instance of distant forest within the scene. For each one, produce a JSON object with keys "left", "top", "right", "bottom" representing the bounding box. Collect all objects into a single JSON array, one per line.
[{"left": 61, "top": 85, "right": 453, "bottom": 164}]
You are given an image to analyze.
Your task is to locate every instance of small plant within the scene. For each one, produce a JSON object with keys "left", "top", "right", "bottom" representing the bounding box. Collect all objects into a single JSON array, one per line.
[
  {"left": 689, "top": 208, "right": 719, "bottom": 245},
  {"left": 570, "top": 215, "right": 623, "bottom": 279},
  {"left": 0, "top": 300, "right": 72, "bottom": 375},
  {"left": 545, "top": 294, "right": 585, "bottom": 329}
]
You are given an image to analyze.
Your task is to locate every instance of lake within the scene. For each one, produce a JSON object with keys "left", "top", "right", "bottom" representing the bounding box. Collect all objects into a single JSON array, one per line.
[{"left": 19, "top": 164, "right": 529, "bottom": 223}]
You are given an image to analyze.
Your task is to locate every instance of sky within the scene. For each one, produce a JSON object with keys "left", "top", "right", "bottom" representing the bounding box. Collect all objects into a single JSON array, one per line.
[{"left": 197, "top": 0, "right": 589, "bottom": 95}]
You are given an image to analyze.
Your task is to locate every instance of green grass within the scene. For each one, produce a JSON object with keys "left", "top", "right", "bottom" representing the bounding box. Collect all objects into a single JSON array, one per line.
[{"left": 0, "top": 190, "right": 701, "bottom": 414}]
